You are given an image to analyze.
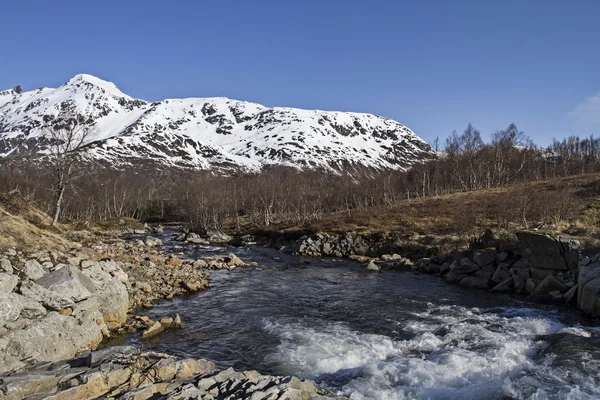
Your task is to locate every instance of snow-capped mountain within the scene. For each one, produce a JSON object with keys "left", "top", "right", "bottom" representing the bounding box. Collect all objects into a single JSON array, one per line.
[{"left": 0, "top": 74, "right": 433, "bottom": 172}]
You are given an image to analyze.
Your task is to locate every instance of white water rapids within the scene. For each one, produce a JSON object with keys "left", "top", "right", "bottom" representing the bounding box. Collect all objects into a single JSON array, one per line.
[{"left": 125, "top": 232, "right": 600, "bottom": 400}]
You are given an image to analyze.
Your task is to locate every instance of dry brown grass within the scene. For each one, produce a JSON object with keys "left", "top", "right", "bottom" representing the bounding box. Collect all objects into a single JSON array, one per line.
[
  {"left": 247, "top": 173, "right": 600, "bottom": 253},
  {"left": 0, "top": 205, "right": 72, "bottom": 252}
]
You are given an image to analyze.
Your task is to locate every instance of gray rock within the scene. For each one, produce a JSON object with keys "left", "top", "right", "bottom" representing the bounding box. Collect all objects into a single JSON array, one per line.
[
  {"left": 1, "top": 312, "right": 104, "bottom": 374},
  {"left": 491, "top": 277, "right": 513, "bottom": 292},
  {"left": 366, "top": 261, "right": 380, "bottom": 271},
  {"left": 144, "top": 236, "right": 163, "bottom": 247},
  {"left": 19, "top": 280, "right": 74, "bottom": 311},
  {"left": 496, "top": 252, "right": 508, "bottom": 263},
  {"left": 532, "top": 275, "right": 568, "bottom": 296},
  {"left": 525, "top": 278, "right": 536, "bottom": 294},
  {"left": 35, "top": 265, "right": 96, "bottom": 303},
  {"left": 0, "top": 292, "right": 47, "bottom": 328},
  {"left": 577, "top": 261, "right": 600, "bottom": 306},
  {"left": 0, "top": 258, "right": 13, "bottom": 274},
  {"left": 473, "top": 249, "right": 496, "bottom": 267},
  {"left": 452, "top": 258, "right": 480, "bottom": 274},
  {"left": 0, "top": 272, "right": 18, "bottom": 293},
  {"left": 516, "top": 231, "right": 579, "bottom": 271},
  {"left": 579, "top": 277, "right": 600, "bottom": 316},
  {"left": 491, "top": 266, "right": 511, "bottom": 283},
  {"left": 564, "top": 284, "right": 577, "bottom": 304},
  {"left": 23, "top": 259, "right": 46, "bottom": 280},
  {"left": 510, "top": 267, "right": 530, "bottom": 280},
  {"left": 514, "top": 276, "right": 526, "bottom": 292},
  {"left": 5, "top": 248, "right": 17, "bottom": 256},
  {"left": 225, "top": 253, "right": 245, "bottom": 267},
  {"left": 530, "top": 268, "right": 556, "bottom": 281},
  {"left": 459, "top": 276, "right": 489, "bottom": 289},
  {"left": 439, "top": 262, "right": 451, "bottom": 276}
]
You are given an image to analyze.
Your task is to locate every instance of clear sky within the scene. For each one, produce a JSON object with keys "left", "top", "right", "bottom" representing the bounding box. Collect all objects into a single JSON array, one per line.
[{"left": 1, "top": 0, "right": 599, "bottom": 146}]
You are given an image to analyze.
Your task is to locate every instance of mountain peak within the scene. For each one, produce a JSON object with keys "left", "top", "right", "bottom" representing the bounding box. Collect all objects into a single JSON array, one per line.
[{"left": 64, "top": 74, "right": 131, "bottom": 99}]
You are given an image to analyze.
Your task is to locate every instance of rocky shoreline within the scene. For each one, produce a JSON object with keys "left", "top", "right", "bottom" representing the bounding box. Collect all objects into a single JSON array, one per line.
[
  {"left": 1, "top": 227, "right": 343, "bottom": 400},
  {"left": 1, "top": 346, "right": 341, "bottom": 400},
  {"left": 268, "top": 229, "right": 600, "bottom": 317}
]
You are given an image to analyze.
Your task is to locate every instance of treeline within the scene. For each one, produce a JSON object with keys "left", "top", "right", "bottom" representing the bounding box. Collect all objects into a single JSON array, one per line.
[{"left": 0, "top": 123, "right": 598, "bottom": 233}]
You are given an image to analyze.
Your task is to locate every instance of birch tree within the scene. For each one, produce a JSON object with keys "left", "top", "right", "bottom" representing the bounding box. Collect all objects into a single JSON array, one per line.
[{"left": 43, "top": 112, "right": 94, "bottom": 225}]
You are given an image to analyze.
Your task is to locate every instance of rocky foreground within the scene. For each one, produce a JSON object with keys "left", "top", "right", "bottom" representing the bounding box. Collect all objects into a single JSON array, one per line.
[
  {"left": 1, "top": 346, "right": 340, "bottom": 400},
  {"left": 0, "top": 227, "right": 342, "bottom": 400}
]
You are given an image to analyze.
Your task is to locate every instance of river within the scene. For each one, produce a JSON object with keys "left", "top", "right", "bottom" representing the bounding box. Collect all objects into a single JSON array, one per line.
[{"left": 125, "top": 231, "right": 600, "bottom": 399}]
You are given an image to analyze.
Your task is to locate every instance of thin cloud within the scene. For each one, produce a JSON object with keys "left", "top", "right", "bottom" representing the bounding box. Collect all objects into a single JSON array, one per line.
[{"left": 569, "top": 93, "right": 600, "bottom": 125}]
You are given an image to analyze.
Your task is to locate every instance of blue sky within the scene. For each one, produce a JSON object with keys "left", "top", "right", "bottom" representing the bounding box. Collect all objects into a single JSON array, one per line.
[{"left": 1, "top": 0, "right": 599, "bottom": 146}]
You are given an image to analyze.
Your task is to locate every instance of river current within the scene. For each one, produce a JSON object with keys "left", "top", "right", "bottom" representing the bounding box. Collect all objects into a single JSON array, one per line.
[{"left": 125, "top": 232, "right": 600, "bottom": 399}]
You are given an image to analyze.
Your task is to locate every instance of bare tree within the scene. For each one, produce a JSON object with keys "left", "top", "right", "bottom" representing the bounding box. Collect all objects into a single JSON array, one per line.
[{"left": 43, "top": 112, "right": 94, "bottom": 225}]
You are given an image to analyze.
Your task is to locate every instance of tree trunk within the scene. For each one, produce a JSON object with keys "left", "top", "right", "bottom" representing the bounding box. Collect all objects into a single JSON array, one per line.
[{"left": 52, "top": 183, "right": 65, "bottom": 226}]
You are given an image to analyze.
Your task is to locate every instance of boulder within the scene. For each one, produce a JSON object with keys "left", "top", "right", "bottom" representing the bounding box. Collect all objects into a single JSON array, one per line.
[
  {"left": 225, "top": 253, "right": 245, "bottom": 267},
  {"left": 564, "top": 285, "right": 577, "bottom": 304},
  {"left": 0, "top": 258, "right": 13, "bottom": 274},
  {"left": 578, "top": 277, "right": 600, "bottom": 316},
  {"left": 1, "top": 312, "right": 104, "bottom": 374},
  {"left": 510, "top": 267, "right": 530, "bottom": 280},
  {"left": 530, "top": 268, "right": 555, "bottom": 281},
  {"left": 577, "top": 261, "right": 600, "bottom": 306},
  {"left": 22, "top": 259, "right": 46, "bottom": 280},
  {"left": 89, "top": 282, "right": 129, "bottom": 328},
  {"left": 141, "top": 321, "right": 164, "bottom": 338},
  {"left": 459, "top": 276, "right": 489, "bottom": 289},
  {"left": 439, "top": 262, "right": 451, "bottom": 276},
  {"left": 516, "top": 231, "right": 579, "bottom": 270},
  {"left": 531, "top": 275, "right": 568, "bottom": 296},
  {"left": 0, "top": 273, "right": 18, "bottom": 294},
  {"left": 143, "top": 236, "right": 163, "bottom": 247},
  {"left": 0, "top": 293, "right": 47, "bottom": 328},
  {"left": 186, "top": 233, "right": 209, "bottom": 245},
  {"left": 19, "top": 280, "right": 74, "bottom": 311},
  {"left": 496, "top": 252, "right": 508, "bottom": 264},
  {"left": 525, "top": 278, "right": 536, "bottom": 294},
  {"left": 205, "top": 229, "right": 232, "bottom": 243},
  {"left": 473, "top": 249, "right": 496, "bottom": 267},
  {"left": 35, "top": 265, "right": 96, "bottom": 303},
  {"left": 452, "top": 258, "right": 480, "bottom": 274},
  {"left": 366, "top": 261, "right": 380, "bottom": 271},
  {"left": 491, "top": 266, "right": 511, "bottom": 283},
  {"left": 491, "top": 277, "right": 513, "bottom": 292}
]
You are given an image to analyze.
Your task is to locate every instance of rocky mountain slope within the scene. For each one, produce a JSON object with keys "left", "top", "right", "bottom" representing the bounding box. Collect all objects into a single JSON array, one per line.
[{"left": 0, "top": 74, "right": 433, "bottom": 172}]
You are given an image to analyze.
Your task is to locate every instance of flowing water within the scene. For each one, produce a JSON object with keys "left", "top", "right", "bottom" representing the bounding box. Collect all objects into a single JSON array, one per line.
[{"left": 125, "top": 232, "right": 600, "bottom": 399}]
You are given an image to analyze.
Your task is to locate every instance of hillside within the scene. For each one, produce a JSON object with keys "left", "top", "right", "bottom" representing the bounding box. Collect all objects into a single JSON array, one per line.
[{"left": 0, "top": 74, "right": 433, "bottom": 172}]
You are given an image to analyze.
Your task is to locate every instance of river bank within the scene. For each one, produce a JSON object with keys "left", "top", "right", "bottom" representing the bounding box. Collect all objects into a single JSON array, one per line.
[
  {"left": 252, "top": 228, "right": 600, "bottom": 318},
  {"left": 0, "top": 225, "right": 345, "bottom": 399},
  {"left": 2, "top": 218, "right": 600, "bottom": 399}
]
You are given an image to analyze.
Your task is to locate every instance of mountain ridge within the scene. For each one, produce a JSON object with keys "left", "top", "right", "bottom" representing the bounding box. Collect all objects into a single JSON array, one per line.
[{"left": 0, "top": 74, "right": 434, "bottom": 172}]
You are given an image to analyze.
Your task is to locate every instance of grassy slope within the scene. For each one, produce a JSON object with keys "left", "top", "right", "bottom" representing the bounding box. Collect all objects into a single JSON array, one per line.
[
  {"left": 250, "top": 173, "right": 600, "bottom": 253},
  {"left": 0, "top": 194, "right": 75, "bottom": 252}
]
